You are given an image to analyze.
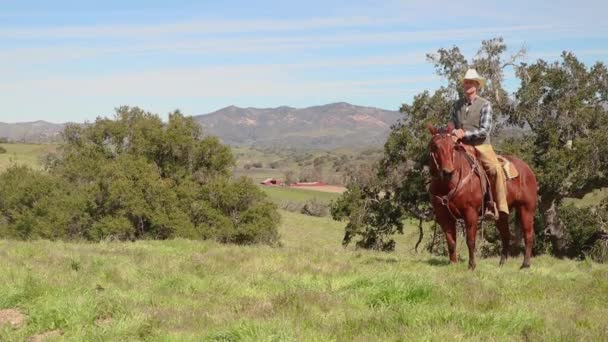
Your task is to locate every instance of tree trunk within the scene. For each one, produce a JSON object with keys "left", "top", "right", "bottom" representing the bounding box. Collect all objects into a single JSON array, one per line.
[
  {"left": 414, "top": 218, "right": 424, "bottom": 253},
  {"left": 540, "top": 197, "right": 568, "bottom": 257}
]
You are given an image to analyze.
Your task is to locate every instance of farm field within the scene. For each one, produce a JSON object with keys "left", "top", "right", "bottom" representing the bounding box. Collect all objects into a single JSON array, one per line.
[
  {"left": 1, "top": 210, "right": 607, "bottom": 340},
  {"left": 0, "top": 143, "right": 56, "bottom": 172},
  {"left": 260, "top": 185, "right": 342, "bottom": 206}
]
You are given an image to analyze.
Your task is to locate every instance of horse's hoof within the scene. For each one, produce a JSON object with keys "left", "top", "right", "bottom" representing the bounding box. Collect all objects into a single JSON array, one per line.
[
  {"left": 468, "top": 264, "right": 476, "bottom": 271},
  {"left": 520, "top": 263, "right": 530, "bottom": 269},
  {"left": 499, "top": 258, "right": 506, "bottom": 266}
]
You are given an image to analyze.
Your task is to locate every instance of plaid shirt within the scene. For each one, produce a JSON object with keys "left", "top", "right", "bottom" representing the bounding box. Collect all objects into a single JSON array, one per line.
[{"left": 451, "top": 98, "right": 492, "bottom": 144}]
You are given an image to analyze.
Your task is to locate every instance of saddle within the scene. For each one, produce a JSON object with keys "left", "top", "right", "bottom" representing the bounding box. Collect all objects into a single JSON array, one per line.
[
  {"left": 497, "top": 156, "right": 519, "bottom": 180},
  {"left": 458, "top": 146, "right": 519, "bottom": 218},
  {"left": 460, "top": 145, "right": 519, "bottom": 182}
]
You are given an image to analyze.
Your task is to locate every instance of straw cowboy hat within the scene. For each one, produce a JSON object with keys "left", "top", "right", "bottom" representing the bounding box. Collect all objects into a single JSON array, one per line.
[{"left": 461, "top": 69, "right": 486, "bottom": 89}]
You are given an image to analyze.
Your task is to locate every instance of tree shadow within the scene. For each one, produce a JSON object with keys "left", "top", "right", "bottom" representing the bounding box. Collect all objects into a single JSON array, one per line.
[
  {"left": 423, "top": 257, "right": 451, "bottom": 266},
  {"left": 362, "top": 256, "right": 399, "bottom": 264}
]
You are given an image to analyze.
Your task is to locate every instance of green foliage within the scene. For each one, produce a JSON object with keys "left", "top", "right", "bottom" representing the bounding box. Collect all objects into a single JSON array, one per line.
[
  {"left": 0, "top": 165, "right": 91, "bottom": 240},
  {"left": 0, "top": 146, "right": 6, "bottom": 154},
  {"left": 509, "top": 53, "right": 608, "bottom": 254},
  {"left": 514, "top": 53, "right": 608, "bottom": 199},
  {"left": 195, "top": 176, "right": 281, "bottom": 245},
  {"left": 0, "top": 107, "right": 280, "bottom": 245},
  {"left": 331, "top": 185, "right": 403, "bottom": 251},
  {"left": 556, "top": 204, "right": 603, "bottom": 259}
]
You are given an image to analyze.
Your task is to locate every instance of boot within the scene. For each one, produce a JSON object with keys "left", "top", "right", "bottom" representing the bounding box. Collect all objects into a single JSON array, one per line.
[{"left": 483, "top": 201, "right": 499, "bottom": 221}]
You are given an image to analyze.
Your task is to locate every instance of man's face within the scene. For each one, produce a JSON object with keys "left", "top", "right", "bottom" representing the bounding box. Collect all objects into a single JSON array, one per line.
[{"left": 463, "top": 79, "right": 479, "bottom": 95}]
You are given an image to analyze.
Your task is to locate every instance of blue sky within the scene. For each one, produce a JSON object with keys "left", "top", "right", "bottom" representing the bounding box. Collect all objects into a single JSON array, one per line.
[{"left": 1, "top": 0, "right": 607, "bottom": 123}]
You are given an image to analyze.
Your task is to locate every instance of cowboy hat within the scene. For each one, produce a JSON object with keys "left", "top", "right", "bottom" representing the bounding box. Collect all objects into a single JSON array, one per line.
[{"left": 461, "top": 69, "right": 486, "bottom": 89}]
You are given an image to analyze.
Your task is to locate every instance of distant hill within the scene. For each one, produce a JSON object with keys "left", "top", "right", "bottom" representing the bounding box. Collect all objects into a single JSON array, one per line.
[
  {"left": 0, "top": 121, "right": 65, "bottom": 143},
  {"left": 1, "top": 103, "right": 403, "bottom": 148},
  {"left": 194, "top": 102, "right": 402, "bottom": 149}
]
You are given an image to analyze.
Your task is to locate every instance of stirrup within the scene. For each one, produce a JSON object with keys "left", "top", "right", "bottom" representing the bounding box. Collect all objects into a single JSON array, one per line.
[{"left": 483, "top": 202, "right": 499, "bottom": 221}]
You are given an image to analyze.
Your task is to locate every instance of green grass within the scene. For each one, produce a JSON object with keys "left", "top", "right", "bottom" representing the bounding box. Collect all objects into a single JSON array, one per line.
[
  {"left": 260, "top": 186, "right": 341, "bottom": 205},
  {"left": 0, "top": 143, "right": 56, "bottom": 172},
  {"left": 565, "top": 188, "right": 608, "bottom": 207},
  {"left": 1, "top": 210, "right": 607, "bottom": 341}
]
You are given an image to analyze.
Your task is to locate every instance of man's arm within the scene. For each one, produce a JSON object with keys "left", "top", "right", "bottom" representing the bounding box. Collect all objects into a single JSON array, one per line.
[
  {"left": 463, "top": 101, "right": 492, "bottom": 143},
  {"left": 449, "top": 103, "right": 459, "bottom": 128}
]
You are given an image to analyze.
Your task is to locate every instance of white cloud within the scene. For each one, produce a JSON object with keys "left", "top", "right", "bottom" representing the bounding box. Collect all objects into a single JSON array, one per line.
[
  {"left": 4, "top": 23, "right": 596, "bottom": 67},
  {"left": 0, "top": 16, "right": 410, "bottom": 40}
]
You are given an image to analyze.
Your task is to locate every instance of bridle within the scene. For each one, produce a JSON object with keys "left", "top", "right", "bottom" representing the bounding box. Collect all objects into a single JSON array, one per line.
[{"left": 430, "top": 134, "right": 482, "bottom": 221}]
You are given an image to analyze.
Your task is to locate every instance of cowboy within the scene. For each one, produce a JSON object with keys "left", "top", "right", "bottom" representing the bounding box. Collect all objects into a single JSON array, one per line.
[{"left": 450, "top": 69, "right": 507, "bottom": 220}]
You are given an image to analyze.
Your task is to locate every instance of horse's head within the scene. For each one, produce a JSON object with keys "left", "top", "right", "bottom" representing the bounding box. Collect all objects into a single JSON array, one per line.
[{"left": 428, "top": 122, "right": 457, "bottom": 180}]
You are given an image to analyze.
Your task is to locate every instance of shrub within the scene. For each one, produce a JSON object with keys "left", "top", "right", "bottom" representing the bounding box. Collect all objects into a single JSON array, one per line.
[
  {"left": 196, "top": 176, "right": 281, "bottom": 245},
  {"left": 300, "top": 199, "right": 329, "bottom": 217},
  {"left": 554, "top": 203, "right": 608, "bottom": 261},
  {"left": 331, "top": 184, "right": 403, "bottom": 251},
  {"left": 0, "top": 146, "right": 6, "bottom": 154},
  {"left": 0, "top": 165, "right": 91, "bottom": 240},
  {"left": 280, "top": 200, "right": 303, "bottom": 213},
  {"left": 0, "top": 107, "right": 281, "bottom": 245}
]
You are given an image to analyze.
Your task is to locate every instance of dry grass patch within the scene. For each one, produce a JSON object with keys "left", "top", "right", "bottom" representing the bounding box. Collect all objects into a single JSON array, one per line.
[{"left": 0, "top": 309, "right": 26, "bottom": 328}]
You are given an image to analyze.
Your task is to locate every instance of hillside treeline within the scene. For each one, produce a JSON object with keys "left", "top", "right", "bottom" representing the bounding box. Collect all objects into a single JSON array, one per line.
[{"left": 0, "top": 107, "right": 280, "bottom": 244}]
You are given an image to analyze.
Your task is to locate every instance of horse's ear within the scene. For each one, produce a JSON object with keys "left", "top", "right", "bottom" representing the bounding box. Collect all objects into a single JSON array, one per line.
[
  {"left": 427, "top": 123, "right": 438, "bottom": 135},
  {"left": 447, "top": 122, "right": 455, "bottom": 133}
]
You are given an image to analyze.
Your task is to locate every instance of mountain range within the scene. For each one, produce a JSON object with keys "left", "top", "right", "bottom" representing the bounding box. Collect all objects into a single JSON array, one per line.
[
  {"left": 0, "top": 120, "right": 66, "bottom": 143},
  {"left": 193, "top": 102, "right": 402, "bottom": 149},
  {"left": 1, "top": 103, "right": 403, "bottom": 149}
]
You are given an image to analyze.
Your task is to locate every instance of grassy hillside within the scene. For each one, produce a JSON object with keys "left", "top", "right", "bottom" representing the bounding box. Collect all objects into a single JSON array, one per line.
[
  {"left": 1, "top": 211, "right": 607, "bottom": 341},
  {"left": 0, "top": 143, "right": 56, "bottom": 172}
]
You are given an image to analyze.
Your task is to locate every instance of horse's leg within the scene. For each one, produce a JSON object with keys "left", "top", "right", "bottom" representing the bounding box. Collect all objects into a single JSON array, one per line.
[
  {"left": 497, "top": 211, "right": 511, "bottom": 266},
  {"left": 463, "top": 209, "right": 479, "bottom": 270},
  {"left": 445, "top": 224, "right": 458, "bottom": 264},
  {"left": 436, "top": 211, "right": 457, "bottom": 264},
  {"left": 518, "top": 206, "right": 535, "bottom": 269}
]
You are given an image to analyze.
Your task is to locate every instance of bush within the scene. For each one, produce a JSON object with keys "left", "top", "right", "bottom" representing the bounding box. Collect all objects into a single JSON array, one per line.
[
  {"left": 0, "top": 166, "right": 91, "bottom": 240},
  {"left": 280, "top": 200, "right": 303, "bottom": 213},
  {"left": 0, "top": 107, "right": 281, "bottom": 245},
  {"left": 300, "top": 199, "right": 329, "bottom": 217},
  {"left": 196, "top": 176, "right": 280, "bottom": 245},
  {"left": 331, "top": 184, "right": 403, "bottom": 251},
  {"left": 588, "top": 238, "right": 608, "bottom": 263},
  {"left": 0, "top": 146, "right": 6, "bottom": 154},
  {"left": 556, "top": 203, "right": 607, "bottom": 261}
]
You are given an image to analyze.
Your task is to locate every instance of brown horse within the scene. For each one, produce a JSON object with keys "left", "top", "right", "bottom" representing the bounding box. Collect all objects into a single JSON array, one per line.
[{"left": 428, "top": 124, "right": 537, "bottom": 270}]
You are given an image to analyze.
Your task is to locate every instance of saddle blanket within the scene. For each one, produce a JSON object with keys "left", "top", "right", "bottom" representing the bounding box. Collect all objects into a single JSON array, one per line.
[{"left": 497, "top": 156, "right": 519, "bottom": 179}]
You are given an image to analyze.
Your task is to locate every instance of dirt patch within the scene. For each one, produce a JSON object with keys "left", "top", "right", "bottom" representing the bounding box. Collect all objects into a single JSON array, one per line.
[
  {"left": 29, "top": 330, "right": 62, "bottom": 342},
  {"left": 0, "top": 309, "right": 26, "bottom": 327},
  {"left": 95, "top": 316, "right": 114, "bottom": 327}
]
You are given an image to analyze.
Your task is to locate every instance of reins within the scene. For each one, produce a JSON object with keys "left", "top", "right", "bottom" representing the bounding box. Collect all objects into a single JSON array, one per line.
[{"left": 430, "top": 136, "right": 482, "bottom": 221}]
